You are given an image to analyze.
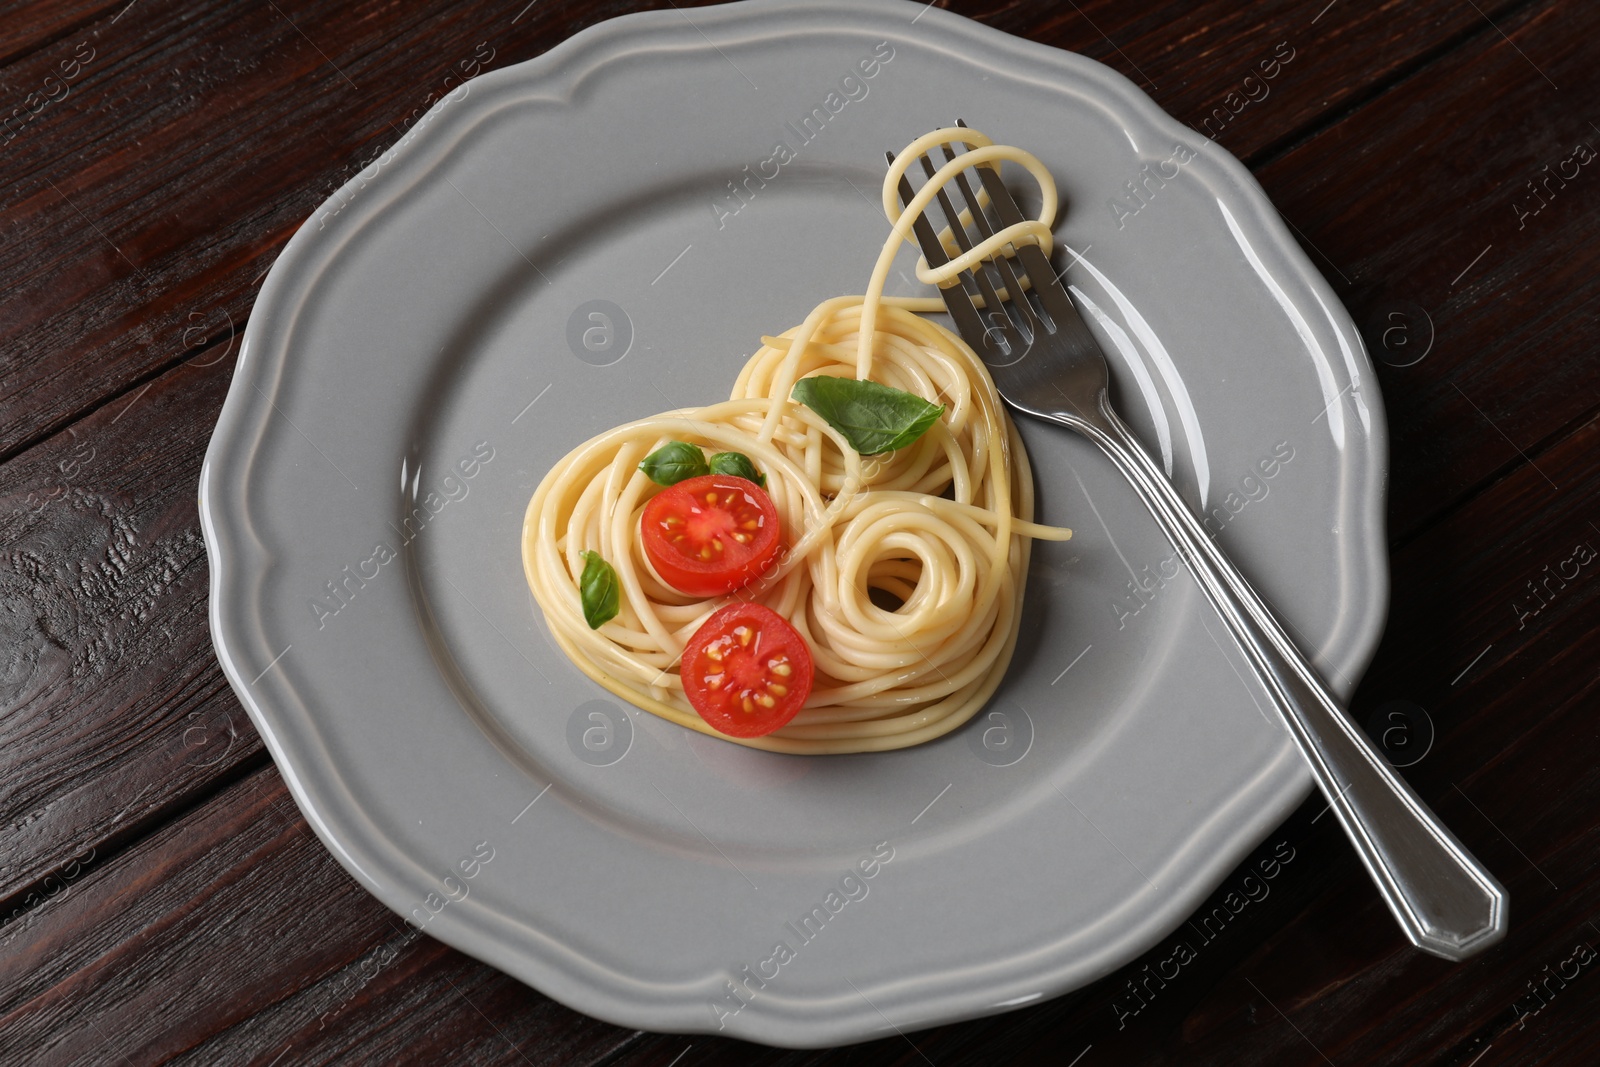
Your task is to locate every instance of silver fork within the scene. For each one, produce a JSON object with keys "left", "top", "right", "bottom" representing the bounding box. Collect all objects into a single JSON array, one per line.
[{"left": 892, "top": 130, "right": 1506, "bottom": 960}]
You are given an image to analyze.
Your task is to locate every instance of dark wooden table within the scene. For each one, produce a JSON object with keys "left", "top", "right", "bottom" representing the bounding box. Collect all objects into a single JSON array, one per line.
[{"left": 2, "top": 0, "right": 1597, "bottom": 1063}]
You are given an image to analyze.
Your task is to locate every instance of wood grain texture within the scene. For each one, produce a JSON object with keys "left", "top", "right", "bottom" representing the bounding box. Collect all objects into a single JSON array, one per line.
[
  {"left": 0, "top": 765, "right": 639, "bottom": 1066},
  {"left": 0, "top": 0, "right": 120, "bottom": 70},
  {"left": 0, "top": 0, "right": 1529, "bottom": 460},
  {"left": 1, "top": 0, "right": 1597, "bottom": 1063},
  {"left": 956, "top": 0, "right": 1539, "bottom": 166},
  {"left": 1, "top": 415, "right": 1591, "bottom": 1065},
  {"left": 0, "top": 0, "right": 1554, "bottom": 943},
  {"left": 529, "top": 412, "right": 1600, "bottom": 1067},
  {"left": 1254, "top": 0, "right": 1600, "bottom": 540},
  {"left": 0, "top": 343, "right": 258, "bottom": 914}
]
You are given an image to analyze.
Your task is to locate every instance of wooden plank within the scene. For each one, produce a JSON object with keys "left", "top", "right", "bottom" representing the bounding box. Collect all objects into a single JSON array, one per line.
[
  {"left": 1250, "top": 0, "right": 1599, "bottom": 538},
  {"left": 965, "top": 0, "right": 1539, "bottom": 165},
  {"left": 0, "top": 344, "right": 256, "bottom": 914},
  {"left": 0, "top": 0, "right": 1552, "bottom": 939},
  {"left": 3, "top": 414, "right": 1594, "bottom": 1063},
  {"left": 564, "top": 410, "right": 1600, "bottom": 1065},
  {"left": 1351, "top": 418, "right": 1600, "bottom": 762},
  {"left": 0, "top": 1, "right": 118, "bottom": 71},
  {"left": 0, "top": 765, "right": 639, "bottom": 1066},
  {"left": 2, "top": 0, "right": 1597, "bottom": 1061},
  {"left": 1124, "top": 598, "right": 1600, "bottom": 1067},
  {"left": 0, "top": 0, "right": 1532, "bottom": 460}
]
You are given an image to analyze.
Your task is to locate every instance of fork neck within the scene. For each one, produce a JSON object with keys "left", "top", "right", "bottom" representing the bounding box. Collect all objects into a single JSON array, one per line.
[{"left": 1031, "top": 387, "right": 1123, "bottom": 443}]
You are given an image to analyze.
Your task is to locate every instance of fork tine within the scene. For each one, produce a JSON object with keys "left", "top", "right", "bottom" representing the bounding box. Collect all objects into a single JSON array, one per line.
[
  {"left": 918, "top": 155, "right": 1015, "bottom": 346},
  {"left": 922, "top": 150, "right": 1021, "bottom": 324},
  {"left": 938, "top": 142, "right": 1043, "bottom": 338},
  {"left": 889, "top": 154, "right": 989, "bottom": 351},
  {"left": 967, "top": 157, "right": 1082, "bottom": 330}
]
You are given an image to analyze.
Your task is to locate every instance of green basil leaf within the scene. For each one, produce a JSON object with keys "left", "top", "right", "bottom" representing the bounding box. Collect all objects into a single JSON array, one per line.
[
  {"left": 790, "top": 376, "right": 945, "bottom": 455},
  {"left": 708, "top": 451, "right": 766, "bottom": 488},
  {"left": 578, "top": 550, "right": 620, "bottom": 630},
  {"left": 639, "top": 441, "right": 710, "bottom": 486}
]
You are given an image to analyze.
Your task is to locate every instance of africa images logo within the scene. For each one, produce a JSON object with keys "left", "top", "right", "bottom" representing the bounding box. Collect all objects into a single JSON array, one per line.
[
  {"left": 709, "top": 42, "right": 896, "bottom": 230},
  {"left": 707, "top": 841, "right": 895, "bottom": 1029}
]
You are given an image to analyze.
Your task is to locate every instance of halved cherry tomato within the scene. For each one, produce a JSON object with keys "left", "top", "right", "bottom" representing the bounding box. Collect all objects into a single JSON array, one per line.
[
  {"left": 641, "top": 474, "right": 781, "bottom": 597},
  {"left": 682, "top": 603, "right": 814, "bottom": 737}
]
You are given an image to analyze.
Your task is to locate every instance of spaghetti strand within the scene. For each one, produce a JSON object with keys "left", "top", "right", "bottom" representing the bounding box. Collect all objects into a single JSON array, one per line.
[{"left": 522, "top": 129, "right": 1070, "bottom": 753}]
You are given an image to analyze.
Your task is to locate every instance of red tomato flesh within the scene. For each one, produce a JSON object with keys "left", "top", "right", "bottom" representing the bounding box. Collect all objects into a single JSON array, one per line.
[
  {"left": 682, "top": 603, "right": 814, "bottom": 737},
  {"left": 641, "top": 474, "right": 781, "bottom": 597}
]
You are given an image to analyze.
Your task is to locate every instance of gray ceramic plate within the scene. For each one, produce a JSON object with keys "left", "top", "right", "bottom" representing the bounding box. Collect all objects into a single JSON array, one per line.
[{"left": 201, "top": 0, "right": 1387, "bottom": 1047}]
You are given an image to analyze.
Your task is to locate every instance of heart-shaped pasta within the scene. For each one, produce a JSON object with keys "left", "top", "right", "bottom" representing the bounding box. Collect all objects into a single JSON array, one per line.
[{"left": 521, "top": 129, "right": 1071, "bottom": 753}]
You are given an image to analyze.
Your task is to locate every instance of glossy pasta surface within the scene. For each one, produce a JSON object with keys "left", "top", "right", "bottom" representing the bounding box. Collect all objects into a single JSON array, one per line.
[{"left": 521, "top": 128, "right": 1071, "bottom": 753}]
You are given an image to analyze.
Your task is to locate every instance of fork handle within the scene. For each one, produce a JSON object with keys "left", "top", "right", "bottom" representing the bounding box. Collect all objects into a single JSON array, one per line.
[{"left": 1068, "top": 399, "right": 1507, "bottom": 960}]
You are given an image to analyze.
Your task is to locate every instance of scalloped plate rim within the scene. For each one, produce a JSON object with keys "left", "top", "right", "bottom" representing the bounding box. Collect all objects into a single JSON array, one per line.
[{"left": 200, "top": 0, "right": 1388, "bottom": 1047}]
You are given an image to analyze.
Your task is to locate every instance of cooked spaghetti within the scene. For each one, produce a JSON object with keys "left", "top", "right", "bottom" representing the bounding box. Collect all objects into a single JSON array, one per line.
[{"left": 522, "top": 127, "right": 1071, "bottom": 753}]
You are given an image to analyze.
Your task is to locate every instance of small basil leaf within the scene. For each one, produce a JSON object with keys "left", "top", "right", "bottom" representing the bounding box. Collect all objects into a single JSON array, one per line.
[
  {"left": 639, "top": 441, "right": 709, "bottom": 486},
  {"left": 578, "top": 550, "right": 620, "bottom": 630},
  {"left": 790, "top": 376, "right": 945, "bottom": 455},
  {"left": 708, "top": 451, "right": 766, "bottom": 488}
]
